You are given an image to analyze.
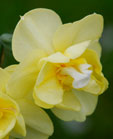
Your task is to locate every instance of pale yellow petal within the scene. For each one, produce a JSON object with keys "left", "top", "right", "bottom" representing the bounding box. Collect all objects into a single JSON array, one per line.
[
  {"left": 73, "top": 13, "right": 103, "bottom": 44},
  {"left": 0, "top": 68, "right": 10, "bottom": 92},
  {"left": 0, "top": 92, "right": 20, "bottom": 113},
  {"left": 35, "top": 77, "right": 63, "bottom": 105},
  {"left": 17, "top": 99, "right": 53, "bottom": 136},
  {"left": 81, "top": 49, "right": 108, "bottom": 95},
  {"left": 81, "top": 49, "right": 102, "bottom": 73},
  {"left": 12, "top": 8, "right": 62, "bottom": 62},
  {"left": 56, "top": 90, "right": 81, "bottom": 111},
  {"left": 100, "top": 74, "right": 109, "bottom": 93},
  {"left": 53, "top": 23, "right": 76, "bottom": 52},
  {"left": 52, "top": 90, "right": 98, "bottom": 122},
  {"left": 64, "top": 40, "right": 91, "bottom": 59},
  {"left": 53, "top": 14, "right": 103, "bottom": 52},
  {"left": 10, "top": 132, "right": 23, "bottom": 139},
  {"left": 52, "top": 108, "right": 86, "bottom": 122},
  {"left": 83, "top": 76, "right": 101, "bottom": 95},
  {"left": 35, "top": 62, "right": 56, "bottom": 86},
  {"left": 41, "top": 52, "right": 70, "bottom": 63},
  {"left": 7, "top": 49, "right": 46, "bottom": 99},
  {"left": 13, "top": 113, "right": 26, "bottom": 137},
  {"left": 24, "top": 126, "right": 48, "bottom": 139},
  {"left": 5, "top": 65, "right": 18, "bottom": 75},
  {"left": 88, "top": 41, "right": 102, "bottom": 58},
  {"left": 83, "top": 74, "right": 108, "bottom": 95},
  {"left": 11, "top": 126, "right": 48, "bottom": 139},
  {"left": 34, "top": 62, "right": 63, "bottom": 105},
  {"left": 0, "top": 93, "right": 19, "bottom": 139},
  {"left": 0, "top": 93, "right": 26, "bottom": 138},
  {"left": 74, "top": 90, "right": 98, "bottom": 115},
  {"left": 0, "top": 115, "right": 16, "bottom": 139},
  {"left": 33, "top": 92, "right": 54, "bottom": 109}
]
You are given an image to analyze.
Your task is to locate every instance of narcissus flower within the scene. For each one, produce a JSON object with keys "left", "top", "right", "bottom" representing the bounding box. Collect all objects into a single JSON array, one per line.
[
  {"left": 7, "top": 8, "right": 108, "bottom": 122},
  {"left": 0, "top": 67, "right": 53, "bottom": 139},
  {"left": 0, "top": 68, "right": 26, "bottom": 139}
]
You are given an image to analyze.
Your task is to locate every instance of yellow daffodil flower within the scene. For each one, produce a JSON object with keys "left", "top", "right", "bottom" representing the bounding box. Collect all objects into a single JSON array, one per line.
[
  {"left": 7, "top": 8, "right": 108, "bottom": 122},
  {"left": 0, "top": 67, "right": 53, "bottom": 139},
  {"left": 0, "top": 68, "right": 26, "bottom": 139}
]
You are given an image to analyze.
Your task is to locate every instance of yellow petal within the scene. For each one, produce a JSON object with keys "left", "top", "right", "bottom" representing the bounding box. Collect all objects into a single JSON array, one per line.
[
  {"left": 17, "top": 99, "right": 54, "bottom": 136},
  {"left": 3, "top": 135, "right": 9, "bottom": 139},
  {"left": 100, "top": 74, "right": 109, "bottom": 93},
  {"left": 73, "top": 13, "right": 103, "bottom": 44},
  {"left": 41, "top": 52, "right": 70, "bottom": 63},
  {"left": 88, "top": 41, "right": 102, "bottom": 58},
  {"left": 0, "top": 93, "right": 19, "bottom": 139},
  {"left": 52, "top": 107, "right": 86, "bottom": 122},
  {"left": 7, "top": 49, "right": 46, "bottom": 99},
  {"left": 0, "top": 68, "right": 10, "bottom": 92},
  {"left": 74, "top": 90, "right": 98, "bottom": 115},
  {"left": 0, "top": 92, "right": 19, "bottom": 114},
  {"left": 81, "top": 49, "right": 102, "bottom": 73},
  {"left": 35, "top": 77, "right": 63, "bottom": 105},
  {"left": 83, "top": 76, "right": 101, "bottom": 95},
  {"left": 33, "top": 92, "right": 54, "bottom": 109},
  {"left": 53, "top": 13, "right": 103, "bottom": 52},
  {"left": 13, "top": 113, "right": 26, "bottom": 136},
  {"left": 34, "top": 62, "right": 63, "bottom": 105},
  {"left": 56, "top": 90, "right": 81, "bottom": 111},
  {"left": 10, "top": 132, "right": 23, "bottom": 139},
  {"left": 53, "top": 23, "right": 76, "bottom": 52},
  {"left": 11, "top": 126, "right": 49, "bottom": 139},
  {"left": 35, "top": 62, "right": 56, "bottom": 86},
  {"left": 81, "top": 49, "right": 108, "bottom": 94},
  {"left": 52, "top": 90, "right": 98, "bottom": 122},
  {"left": 5, "top": 65, "right": 17, "bottom": 75},
  {"left": 0, "top": 111, "right": 3, "bottom": 119},
  {"left": 0, "top": 115, "right": 16, "bottom": 139},
  {"left": 12, "top": 8, "right": 62, "bottom": 62},
  {"left": 83, "top": 74, "right": 108, "bottom": 95},
  {"left": 24, "top": 126, "right": 49, "bottom": 139},
  {"left": 64, "top": 40, "right": 91, "bottom": 59}
]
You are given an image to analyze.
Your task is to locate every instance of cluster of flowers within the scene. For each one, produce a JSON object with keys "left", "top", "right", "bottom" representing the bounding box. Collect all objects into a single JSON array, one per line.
[{"left": 0, "top": 8, "right": 108, "bottom": 139}]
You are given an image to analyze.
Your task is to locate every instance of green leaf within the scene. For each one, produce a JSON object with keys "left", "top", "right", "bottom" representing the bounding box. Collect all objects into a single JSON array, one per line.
[{"left": 0, "top": 33, "right": 18, "bottom": 68}]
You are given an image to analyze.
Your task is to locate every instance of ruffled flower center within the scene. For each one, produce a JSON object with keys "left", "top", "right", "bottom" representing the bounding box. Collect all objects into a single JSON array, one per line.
[{"left": 56, "top": 58, "right": 92, "bottom": 90}]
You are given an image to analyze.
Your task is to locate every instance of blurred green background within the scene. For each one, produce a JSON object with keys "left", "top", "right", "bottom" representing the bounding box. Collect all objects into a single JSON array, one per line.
[{"left": 0, "top": 0, "right": 113, "bottom": 138}]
